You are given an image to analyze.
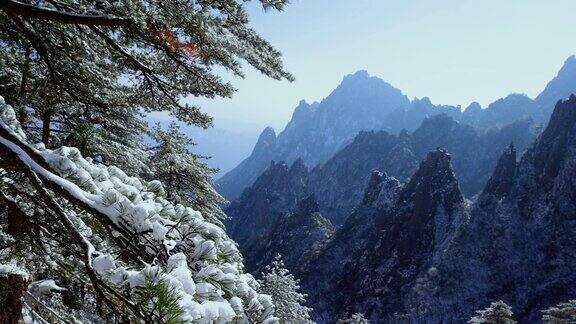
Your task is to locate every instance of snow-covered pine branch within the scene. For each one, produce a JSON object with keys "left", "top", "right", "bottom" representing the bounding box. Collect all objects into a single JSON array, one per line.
[
  {"left": 258, "top": 255, "right": 313, "bottom": 323},
  {"left": 0, "top": 96, "right": 277, "bottom": 323}
]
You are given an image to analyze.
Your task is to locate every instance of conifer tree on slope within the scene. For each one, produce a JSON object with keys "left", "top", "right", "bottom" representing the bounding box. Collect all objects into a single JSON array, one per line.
[
  {"left": 336, "top": 313, "right": 370, "bottom": 324},
  {"left": 149, "top": 121, "right": 226, "bottom": 222},
  {"left": 0, "top": 0, "right": 295, "bottom": 322},
  {"left": 468, "top": 300, "right": 517, "bottom": 324},
  {"left": 0, "top": 0, "right": 293, "bottom": 174},
  {"left": 542, "top": 299, "right": 576, "bottom": 323},
  {"left": 258, "top": 255, "right": 313, "bottom": 323}
]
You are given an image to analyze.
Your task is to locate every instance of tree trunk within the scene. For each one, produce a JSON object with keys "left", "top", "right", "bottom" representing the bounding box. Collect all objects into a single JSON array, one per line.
[
  {"left": 0, "top": 272, "right": 28, "bottom": 324},
  {"left": 19, "top": 47, "right": 30, "bottom": 95},
  {"left": 41, "top": 109, "right": 51, "bottom": 146}
]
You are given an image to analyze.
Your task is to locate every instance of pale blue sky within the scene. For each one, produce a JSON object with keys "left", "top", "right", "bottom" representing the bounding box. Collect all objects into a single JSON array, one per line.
[{"left": 192, "top": 0, "right": 576, "bottom": 131}]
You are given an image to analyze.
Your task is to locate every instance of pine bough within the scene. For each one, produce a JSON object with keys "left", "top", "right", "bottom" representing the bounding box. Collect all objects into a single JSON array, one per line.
[{"left": 0, "top": 95, "right": 277, "bottom": 323}]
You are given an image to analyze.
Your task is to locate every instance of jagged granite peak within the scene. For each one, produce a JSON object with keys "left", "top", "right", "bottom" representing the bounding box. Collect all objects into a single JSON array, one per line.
[
  {"left": 242, "top": 194, "right": 335, "bottom": 274},
  {"left": 225, "top": 159, "right": 310, "bottom": 249},
  {"left": 361, "top": 170, "right": 403, "bottom": 209},
  {"left": 215, "top": 126, "right": 277, "bottom": 200},
  {"left": 464, "top": 101, "right": 482, "bottom": 112},
  {"left": 373, "top": 175, "right": 403, "bottom": 209},
  {"left": 301, "top": 171, "right": 403, "bottom": 322},
  {"left": 525, "top": 94, "right": 576, "bottom": 179},
  {"left": 325, "top": 149, "right": 467, "bottom": 322},
  {"left": 536, "top": 55, "right": 576, "bottom": 113},
  {"left": 254, "top": 126, "right": 277, "bottom": 152},
  {"left": 413, "top": 96, "right": 433, "bottom": 106},
  {"left": 344, "top": 69, "right": 370, "bottom": 80},
  {"left": 286, "top": 100, "right": 313, "bottom": 128},
  {"left": 480, "top": 144, "right": 517, "bottom": 200},
  {"left": 397, "top": 149, "right": 464, "bottom": 220}
]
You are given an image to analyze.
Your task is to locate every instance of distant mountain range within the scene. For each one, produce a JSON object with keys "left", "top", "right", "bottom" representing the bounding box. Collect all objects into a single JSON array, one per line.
[
  {"left": 218, "top": 55, "right": 576, "bottom": 322},
  {"left": 230, "top": 95, "right": 576, "bottom": 322},
  {"left": 226, "top": 114, "right": 534, "bottom": 253},
  {"left": 217, "top": 55, "right": 576, "bottom": 201},
  {"left": 300, "top": 95, "right": 576, "bottom": 322}
]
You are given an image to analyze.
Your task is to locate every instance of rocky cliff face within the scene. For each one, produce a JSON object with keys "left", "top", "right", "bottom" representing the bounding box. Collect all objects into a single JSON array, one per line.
[
  {"left": 216, "top": 127, "right": 277, "bottom": 199},
  {"left": 225, "top": 159, "right": 309, "bottom": 249},
  {"left": 308, "top": 129, "right": 417, "bottom": 225},
  {"left": 536, "top": 55, "right": 576, "bottom": 118},
  {"left": 303, "top": 171, "right": 403, "bottom": 322},
  {"left": 301, "top": 95, "right": 576, "bottom": 323},
  {"left": 225, "top": 114, "right": 533, "bottom": 281},
  {"left": 242, "top": 195, "right": 335, "bottom": 274},
  {"left": 306, "top": 150, "right": 468, "bottom": 322}
]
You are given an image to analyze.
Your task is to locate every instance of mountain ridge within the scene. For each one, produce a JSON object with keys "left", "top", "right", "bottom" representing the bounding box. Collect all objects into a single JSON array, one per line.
[{"left": 217, "top": 56, "right": 576, "bottom": 201}]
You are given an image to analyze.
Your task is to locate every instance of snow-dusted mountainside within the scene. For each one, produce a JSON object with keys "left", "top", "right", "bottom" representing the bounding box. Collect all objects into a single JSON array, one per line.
[
  {"left": 300, "top": 95, "right": 576, "bottom": 323},
  {"left": 225, "top": 159, "right": 310, "bottom": 250},
  {"left": 225, "top": 113, "right": 532, "bottom": 244},
  {"left": 243, "top": 195, "right": 335, "bottom": 275},
  {"left": 217, "top": 56, "right": 576, "bottom": 202},
  {"left": 217, "top": 71, "right": 410, "bottom": 200},
  {"left": 223, "top": 95, "right": 576, "bottom": 323}
]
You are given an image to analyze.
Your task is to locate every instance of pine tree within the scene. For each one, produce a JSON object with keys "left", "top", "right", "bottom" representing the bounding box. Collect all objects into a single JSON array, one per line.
[
  {"left": 0, "top": 0, "right": 294, "bottom": 321},
  {"left": 149, "top": 121, "right": 226, "bottom": 221},
  {"left": 469, "top": 300, "right": 517, "bottom": 324},
  {"left": 542, "top": 299, "right": 576, "bottom": 323},
  {"left": 258, "top": 254, "right": 313, "bottom": 323},
  {"left": 337, "top": 313, "right": 370, "bottom": 323},
  {"left": 0, "top": 0, "right": 293, "bottom": 174},
  {"left": 0, "top": 97, "right": 277, "bottom": 322},
  {"left": 0, "top": 0, "right": 293, "bottom": 126}
]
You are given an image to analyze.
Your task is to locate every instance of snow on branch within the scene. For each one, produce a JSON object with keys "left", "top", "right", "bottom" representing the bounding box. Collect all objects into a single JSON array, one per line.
[
  {"left": 0, "top": 0, "right": 130, "bottom": 26},
  {"left": 0, "top": 96, "right": 277, "bottom": 322}
]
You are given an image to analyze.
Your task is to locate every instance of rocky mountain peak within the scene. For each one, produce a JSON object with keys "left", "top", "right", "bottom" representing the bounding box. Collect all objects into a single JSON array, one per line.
[
  {"left": 399, "top": 148, "right": 463, "bottom": 218},
  {"left": 481, "top": 144, "right": 517, "bottom": 200},
  {"left": 289, "top": 100, "right": 314, "bottom": 123},
  {"left": 342, "top": 69, "right": 370, "bottom": 81},
  {"left": 536, "top": 55, "right": 576, "bottom": 110},
  {"left": 326, "top": 70, "right": 409, "bottom": 112},
  {"left": 418, "top": 113, "right": 459, "bottom": 130},
  {"left": 361, "top": 171, "right": 402, "bottom": 208},
  {"left": 465, "top": 102, "right": 482, "bottom": 112},
  {"left": 527, "top": 94, "right": 576, "bottom": 179},
  {"left": 253, "top": 126, "right": 277, "bottom": 154},
  {"left": 413, "top": 96, "right": 433, "bottom": 107}
]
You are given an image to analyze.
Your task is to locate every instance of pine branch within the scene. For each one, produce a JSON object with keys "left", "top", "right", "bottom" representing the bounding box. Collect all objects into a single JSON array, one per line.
[
  {"left": 0, "top": 0, "right": 129, "bottom": 26},
  {"left": 0, "top": 122, "right": 151, "bottom": 265}
]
